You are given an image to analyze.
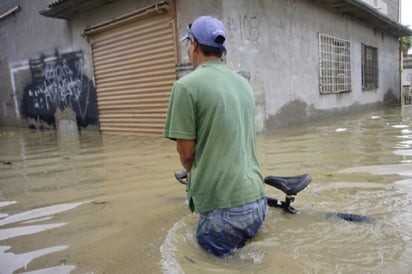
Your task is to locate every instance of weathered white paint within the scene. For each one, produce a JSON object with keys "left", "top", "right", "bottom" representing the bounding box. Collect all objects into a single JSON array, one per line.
[{"left": 9, "top": 62, "right": 30, "bottom": 119}]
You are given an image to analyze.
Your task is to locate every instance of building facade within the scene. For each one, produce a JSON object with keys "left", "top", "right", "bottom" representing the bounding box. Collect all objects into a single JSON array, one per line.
[
  {"left": 403, "top": 54, "right": 412, "bottom": 104},
  {"left": 1, "top": 0, "right": 411, "bottom": 134}
]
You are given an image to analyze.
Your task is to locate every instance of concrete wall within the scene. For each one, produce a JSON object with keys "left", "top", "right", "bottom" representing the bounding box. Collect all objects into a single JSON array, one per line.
[
  {"left": 403, "top": 55, "right": 412, "bottom": 87},
  {"left": 176, "top": 0, "right": 401, "bottom": 130},
  {"left": 0, "top": 0, "right": 98, "bottom": 129},
  {"left": 0, "top": 0, "right": 69, "bottom": 127},
  {"left": 0, "top": 0, "right": 402, "bottom": 132},
  {"left": 360, "top": 0, "right": 400, "bottom": 21},
  {"left": 403, "top": 69, "right": 412, "bottom": 87},
  {"left": 403, "top": 70, "right": 412, "bottom": 86}
]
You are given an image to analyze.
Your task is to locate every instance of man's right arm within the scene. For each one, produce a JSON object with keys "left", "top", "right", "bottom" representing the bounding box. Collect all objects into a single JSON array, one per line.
[{"left": 176, "top": 139, "right": 195, "bottom": 172}]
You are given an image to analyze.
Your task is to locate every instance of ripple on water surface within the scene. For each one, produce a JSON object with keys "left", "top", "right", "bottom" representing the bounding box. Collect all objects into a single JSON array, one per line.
[{"left": 2, "top": 107, "right": 412, "bottom": 273}]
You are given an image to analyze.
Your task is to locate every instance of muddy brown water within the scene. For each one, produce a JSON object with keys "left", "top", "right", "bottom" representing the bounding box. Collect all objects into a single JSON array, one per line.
[{"left": 1, "top": 106, "right": 412, "bottom": 273}]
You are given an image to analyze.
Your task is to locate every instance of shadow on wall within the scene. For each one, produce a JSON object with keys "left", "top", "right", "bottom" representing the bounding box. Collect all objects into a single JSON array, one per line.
[
  {"left": 265, "top": 100, "right": 315, "bottom": 129},
  {"left": 22, "top": 51, "right": 98, "bottom": 130}
]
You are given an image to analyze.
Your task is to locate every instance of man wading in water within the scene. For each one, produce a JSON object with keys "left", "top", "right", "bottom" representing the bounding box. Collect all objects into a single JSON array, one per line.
[{"left": 163, "top": 15, "right": 266, "bottom": 257}]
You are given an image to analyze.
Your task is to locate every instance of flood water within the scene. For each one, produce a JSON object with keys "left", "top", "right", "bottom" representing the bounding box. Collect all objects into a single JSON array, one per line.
[{"left": 1, "top": 106, "right": 412, "bottom": 273}]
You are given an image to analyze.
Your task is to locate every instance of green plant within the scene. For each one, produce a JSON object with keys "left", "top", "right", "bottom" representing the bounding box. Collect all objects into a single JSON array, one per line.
[{"left": 401, "top": 36, "right": 412, "bottom": 55}]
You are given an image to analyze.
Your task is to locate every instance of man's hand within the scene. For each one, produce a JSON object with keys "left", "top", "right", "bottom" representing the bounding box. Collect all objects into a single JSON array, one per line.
[{"left": 174, "top": 168, "right": 188, "bottom": 185}]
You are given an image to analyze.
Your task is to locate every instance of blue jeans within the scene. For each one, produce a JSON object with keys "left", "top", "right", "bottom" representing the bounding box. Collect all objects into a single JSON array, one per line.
[{"left": 196, "top": 198, "right": 267, "bottom": 257}]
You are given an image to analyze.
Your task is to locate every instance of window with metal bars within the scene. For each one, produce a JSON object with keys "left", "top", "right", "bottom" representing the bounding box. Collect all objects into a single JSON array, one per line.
[
  {"left": 362, "top": 44, "right": 378, "bottom": 90},
  {"left": 318, "top": 33, "right": 351, "bottom": 94}
]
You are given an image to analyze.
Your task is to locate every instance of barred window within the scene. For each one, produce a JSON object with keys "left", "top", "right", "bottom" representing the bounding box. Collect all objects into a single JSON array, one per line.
[
  {"left": 362, "top": 44, "right": 378, "bottom": 90},
  {"left": 319, "top": 33, "right": 351, "bottom": 94}
]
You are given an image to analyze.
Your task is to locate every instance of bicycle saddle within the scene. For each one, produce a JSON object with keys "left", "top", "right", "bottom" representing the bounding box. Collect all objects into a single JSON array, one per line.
[{"left": 264, "top": 174, "right": 311, "bottom": 196}]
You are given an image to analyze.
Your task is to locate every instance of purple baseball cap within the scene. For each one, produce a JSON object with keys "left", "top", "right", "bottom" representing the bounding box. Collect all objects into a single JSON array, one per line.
[{"left": 180, "top": 16, "right": 226, "bottom": 53}]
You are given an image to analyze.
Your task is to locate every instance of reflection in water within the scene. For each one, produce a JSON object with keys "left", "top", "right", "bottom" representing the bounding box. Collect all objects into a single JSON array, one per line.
[
  {"left": 0, "top": 202, "right": 87, "bottom": 226},
  {"left": 340, "top": 163, "right": 412, "bottom": 177},
  {"left": 0, "top": 202, "right": 86, "bottom": 273},
  {"left": 0, "top": 223, "right": 66, "bottom": 241},
  {"left": 0, "top": 245, "right": 71, "bottom": 274},
  {"left": 1, "top": 106, "right": 412, "bottom": 273},
  {"left": 20, "top": 265, "right": 76, "bottom": 274}
]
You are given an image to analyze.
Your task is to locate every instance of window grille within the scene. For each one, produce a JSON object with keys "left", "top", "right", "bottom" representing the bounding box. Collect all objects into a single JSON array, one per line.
[
  {"left": 362, "top": 44, "right": 378, "bottom": 90},
  {"left": 319, "top": 33, "right": 351, "bottom": 94}
]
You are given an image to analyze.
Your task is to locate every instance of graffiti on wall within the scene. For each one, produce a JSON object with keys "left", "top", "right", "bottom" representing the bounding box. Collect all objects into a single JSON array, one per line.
[
  {"left": 22, "top": 51, "right": 97, "bottom": 129},
  {"left": 226, "top": 14, "right": 261, "bottom": 42}
]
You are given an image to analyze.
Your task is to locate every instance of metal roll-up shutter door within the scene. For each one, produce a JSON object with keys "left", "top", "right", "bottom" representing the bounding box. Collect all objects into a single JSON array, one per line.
[{"left": 87, "top": 10, "right": 177, "bottom": 135}]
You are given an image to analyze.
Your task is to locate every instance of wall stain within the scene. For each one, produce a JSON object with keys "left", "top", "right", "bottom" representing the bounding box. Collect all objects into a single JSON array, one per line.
[{"left": 265, "top": 99, "right": 396, "bottom": 130}]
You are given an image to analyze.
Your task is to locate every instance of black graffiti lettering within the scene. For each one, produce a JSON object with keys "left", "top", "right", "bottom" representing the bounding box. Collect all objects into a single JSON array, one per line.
[{"left": 22, "top": 51, "right": 97, "bottom": 129}]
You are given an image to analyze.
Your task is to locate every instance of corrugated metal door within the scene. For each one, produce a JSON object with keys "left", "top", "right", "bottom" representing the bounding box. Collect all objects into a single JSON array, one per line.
[{"left": 87, "top": 11, "right": 177, "bottom": 135}]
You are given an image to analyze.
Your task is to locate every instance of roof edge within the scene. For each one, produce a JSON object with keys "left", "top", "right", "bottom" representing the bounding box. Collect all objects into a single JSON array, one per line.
[
  {"left": 39, "top": 0, "right": 118, "bottom": 20},
  {"left": 345, "top": 0, "right": 412, "bottom": 36}
]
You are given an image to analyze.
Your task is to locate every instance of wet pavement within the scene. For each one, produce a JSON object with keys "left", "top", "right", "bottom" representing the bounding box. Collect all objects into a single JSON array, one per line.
[{"left": 1, "top": 106, "right": 412, "bottom": 273}]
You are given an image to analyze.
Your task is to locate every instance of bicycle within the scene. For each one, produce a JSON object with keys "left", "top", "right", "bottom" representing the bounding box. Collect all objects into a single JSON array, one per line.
[{"left": 174, "top": 169, "right": 374, "bottom": 223}]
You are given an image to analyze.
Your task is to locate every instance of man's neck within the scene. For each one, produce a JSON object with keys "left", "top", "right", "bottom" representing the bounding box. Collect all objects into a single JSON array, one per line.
[{"left": 192, "top": 55, "right": 220, "bottom": 68}]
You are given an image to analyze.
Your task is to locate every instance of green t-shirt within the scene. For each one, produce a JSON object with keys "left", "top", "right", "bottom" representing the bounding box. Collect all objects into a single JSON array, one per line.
[{"left": 163, "top": 60, "right": 265, "bottom": 213}]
